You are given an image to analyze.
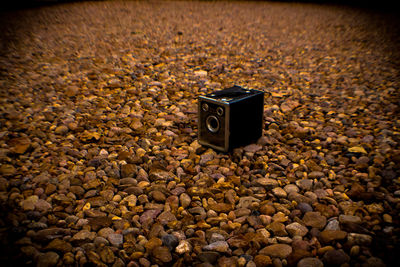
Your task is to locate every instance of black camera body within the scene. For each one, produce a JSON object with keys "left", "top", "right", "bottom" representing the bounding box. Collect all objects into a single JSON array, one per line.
[{"left": 198, "top": 86, "right": 264, "bottom": 152}]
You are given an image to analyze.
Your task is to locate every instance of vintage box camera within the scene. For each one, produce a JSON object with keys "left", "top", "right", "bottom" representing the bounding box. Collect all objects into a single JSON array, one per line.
[{"left": 198, "top": 85, "right": 264, "bottom": 152}]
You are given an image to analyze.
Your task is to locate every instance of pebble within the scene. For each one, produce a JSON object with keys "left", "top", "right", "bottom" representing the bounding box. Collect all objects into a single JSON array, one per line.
[
  {"left": 21, "top": 195, "right": 39, "bottom": 211},
  {"left": 283, "top": 184, "right": 299, "bottom": 194},
  {"left": 238, "top": 196, "right": 260, "bottom": 209},
  {"left": 200, "top": 152, "right": 214, "bottom": 165},
  {"left": 203, "top": 241, "right": 229, "bottom": 253},
  {"left": 34, "top": 199, "right": 52, "bottom": 212},
  {"left": 297, "top": 202, "right": 313, "bottom": 213},
  {"left": 157, "top": 211, "right": 177, "bottom": 225},
  {"left": 63, "top": 252, "right": 75, "bottom": 265},
  {"left": 272, "top": 187, "right": 287, "bottom": 198},
  {"left": 254, "top": 255, "right": 272, "bottom": 267},
  {"left": 319, "top": 230, "right": 347, "bottom": 244},
  {"left": 54, "top": 125, "right": 69, "bottom": 135},
  {"left": 180, "top": 193, "right": 191, "bottom": 208},
  {"left": 37, "top": 251, "right": 60, "bottom": 267},
  {"left": 94, "top": 236, "right": 109, "bottom": 246},
  {"left": 107, "top": 233, "right": 123, "bottom": 247},
  {"left": 209, "top": 202, "right": 233, "bottom": 213},
  {"left": 209, "top": 233, "right": 225, "bottom": 243},
  {"left": 198, "top": 251, "right": 220, "bottom": 263},
  {"left": 322, "top": 249, "right": 350, "bottom": 266},
  {"left": 288, "top": 192, "right": 312, "bottom": 205},
  {"left": 350, "top": 245, "right": 360, "bottom": 257},
  {"left": 347, "top": 233, "right": 372, "bottom": 246},
  {"left": 256, "top": 178, "right": 279, "bottom": 188},
  {"left": 272, "top": 258, "right": 283, "bottom": 267},
  {"left": 302, "top": 212, "right": 327, "bottom": 229},
  {"left": 238, "top": 257, "right": 247, "bottom": 267},
  {"left": 161, "top": 234, "right": 179, "bottom": 251},
  {"left": 308, "top": 171, "right": 325, "bottom": 179},
  {"left": 44, "top": 239, "right": 72, "bottom": 253},
  {"left": 152, "top": 246, "right": 172, "bottom": 263},
  {"left": 140, "top": 209, "right": 161, "bottom": 224},
  {"left": 362, "top": 257, "right": 386, "bottom": 267},
  {"left": 71, "top": 230, "right": 96, "bottom": 243},
  {"left": 175, "top": 240, "right": 192, "bottom": 254},
  {"left": 243, "top": 143, "right": 262, "bottom": 153},
  {"left": 286, "top": 222, "right": 308, "bottom": 237},
  {"left": 194, "top": 70, "right": 208, "bottom": 77},
  {"left": 383, "top": 214, "right": 392, "bottom": 223},
  {"left": 145, "top": 237, "right": 162, "bottom": 251},
  {"left": 259, "top": 244, "right": 293, "bottom": 258},
  {"left": 339, "top": 214, "right": 362, "bottom": 224},
  {"left": 324, "top": 219, "right": 340, "bottom": 231},
  {"left": 75, "top": 218, "right": 89, "bottom": 228},
  {"left": 99, "top": 246, "right": 115, "bottom": 264},
  {"left": 0, "top": 164, "right": 17, "bottom": 177},
  {"left": 296, "top": 179, "right": 313, "bottom": 191},
  {"left": 297, "top": 257, "right": 324, "bottom": 267},
  {"left": 151, "top": 190, "right": 166, "bottom": 202},
  {"left": 259, "top": 204, "right": 276, "bottom": 216},
  {"left": 280, "top": 99, "right": 299, "bottom": 113},
  {"left": 268, "top": 221, "right": 288, "bottom": 236},
  {"left": 8, "top": 137, "right": 31, "bottom": 154}
]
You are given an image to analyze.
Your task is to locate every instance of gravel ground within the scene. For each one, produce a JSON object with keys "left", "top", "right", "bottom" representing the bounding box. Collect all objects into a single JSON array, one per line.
[{"left": 0, "top": 1, "right": 400, "bottom": 266}]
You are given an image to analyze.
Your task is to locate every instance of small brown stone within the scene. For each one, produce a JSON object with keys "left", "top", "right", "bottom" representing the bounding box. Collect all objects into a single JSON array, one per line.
[
  {"left": 151, "top": 190, "right": 166, "bottom": 202},
  {"left": 319, "top": 230, "right": 347, "bottom": 244},
  {"left": 145, "top": 237, "right": 162, "bottom": 251},
  {"left": 259, "top": 204, "right": 276, "bottom": 215},
  {"left": 259, "top": 244, "right": 292, "bottom": 258},
  {"left": 99, "top": 246, "right": 115, "bottom": 264},
  {"left": 44, "top": 239, "right": 72, "bottom": 253},
  {"left": 209, "top": 202, "right": 233, "bottom": 213},
  {"left": 120, "top": 164, "right": 137, "bottom": 178},
  {"left": 267, "top": 221, "right": 288, "bottom": 236},
  {"left": 254, "top": 255, "right": 272, "bottom": 267},
  {"left": 55, "top": 125, "right": 69, "bottom": 135},
  {"left": 45, "top": 184, "right": 57, "bottom": 195},
  {"left": 152, "top": 246, "right": 172, "bottom": 263},
  {"left": 303, "top": 212, "right": 327, "bottom": 229},
  {"left": 0, "top": 164, "right": 16, "bottom": 176},
  {"left": 8, "top": 137, "right": 31, "bottom": 154}
]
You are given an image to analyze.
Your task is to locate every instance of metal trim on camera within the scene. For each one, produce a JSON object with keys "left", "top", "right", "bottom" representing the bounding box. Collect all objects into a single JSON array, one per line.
[
  {"left": 216, "top": 107, "right": 224, "bottom": 116},
  {"left": 206, "top": 115, "right": 220, "bottom": 133}
]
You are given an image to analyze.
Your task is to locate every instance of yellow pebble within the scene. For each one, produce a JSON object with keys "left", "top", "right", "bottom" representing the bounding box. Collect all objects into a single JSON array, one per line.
[{"left": 82, "top": 203, "right": 90, "bottom": 211}]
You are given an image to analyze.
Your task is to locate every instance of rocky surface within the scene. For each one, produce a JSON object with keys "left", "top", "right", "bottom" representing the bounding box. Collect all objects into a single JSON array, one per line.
[{"left": 0, "top": 1, "right": 399, "bottom": 266}]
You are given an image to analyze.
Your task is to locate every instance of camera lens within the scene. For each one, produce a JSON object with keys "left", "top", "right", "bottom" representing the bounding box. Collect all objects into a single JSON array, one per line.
[
  {"left": 217, "top": 107, "right": 224, "bottom": 116},
  {"left": 206, "top": 115, "right": 220, "bottom": 133},
  {"left": 202, "top": 103, "right": 209, "bottom": 111}
]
